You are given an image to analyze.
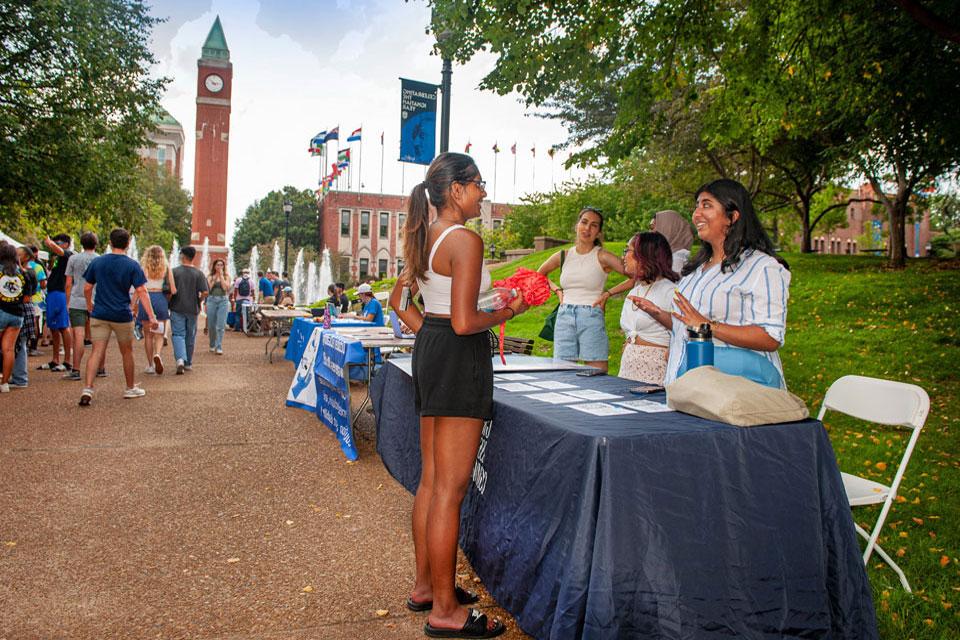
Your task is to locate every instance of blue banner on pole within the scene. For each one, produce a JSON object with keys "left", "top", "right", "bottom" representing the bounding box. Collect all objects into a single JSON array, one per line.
[{"left": 399, "top": 78, "right": 437, "bottom": 166}]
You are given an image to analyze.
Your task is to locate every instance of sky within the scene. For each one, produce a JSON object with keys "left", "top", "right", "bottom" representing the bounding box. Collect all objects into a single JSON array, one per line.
[{"left": 147, "top": 0, "right": 592, "bottom": 239}]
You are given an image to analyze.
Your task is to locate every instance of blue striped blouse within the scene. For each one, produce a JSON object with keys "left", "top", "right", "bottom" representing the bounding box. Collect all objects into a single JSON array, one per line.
[{"left": 664, "top": 250, "right": 791, "bottom": 388}]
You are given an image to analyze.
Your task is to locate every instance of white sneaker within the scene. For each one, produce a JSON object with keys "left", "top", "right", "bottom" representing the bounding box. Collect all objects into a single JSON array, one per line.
[
  {"left": 176, "top": 359, "right": 184, "bottom": 375},
  {"left": 123, "top": 386, "right": 146, "bottom": 399},
  {"left": 79, "top": 388, "right": 93, "bottom": 406},
  {"left": 0, "top": 383, "right": 9, "bottom": 393},
  {"left": 209, "top": 347, "right": 216, "bottom": 352},
  {"left": 215, "top": 348, "right": 223, "bottom": 355},
  {"left": 144, "top": 365, "right": 156, "bottom": 374},
  {"left": 183, "top": 363, "right": 193, "bottom": 371}
]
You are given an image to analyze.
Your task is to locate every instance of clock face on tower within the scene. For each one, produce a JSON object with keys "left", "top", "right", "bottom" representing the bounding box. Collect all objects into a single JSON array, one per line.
[{"left": 204, "top": 73, "right": 224, "bottom": 93}]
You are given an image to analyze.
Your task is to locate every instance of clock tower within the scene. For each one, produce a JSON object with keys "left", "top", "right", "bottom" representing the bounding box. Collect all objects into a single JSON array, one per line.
[{"left": 191, "top": 16, "right": 232, "bottom": 261}]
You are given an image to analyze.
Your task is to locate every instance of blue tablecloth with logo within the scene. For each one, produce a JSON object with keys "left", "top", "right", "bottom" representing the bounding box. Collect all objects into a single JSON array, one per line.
[
  {"left": 371, "top": 363, "right": 878, "bottom": 640},
  {"left": 284, "top": 316, "right": 373, "bottom": 363}
]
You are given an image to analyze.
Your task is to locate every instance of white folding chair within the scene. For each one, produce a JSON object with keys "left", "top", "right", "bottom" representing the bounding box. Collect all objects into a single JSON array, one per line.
[{"left": 817, "top": 375, "right": 929, "bottom": 592}]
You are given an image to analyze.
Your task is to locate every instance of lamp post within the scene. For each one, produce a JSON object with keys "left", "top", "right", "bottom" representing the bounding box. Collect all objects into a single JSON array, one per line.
[
  {"left": 283, "top": 199, "right": 293, "bottom": 276},
  {"left": 433, "top": 10, "right": 453, "bottom": 153}
]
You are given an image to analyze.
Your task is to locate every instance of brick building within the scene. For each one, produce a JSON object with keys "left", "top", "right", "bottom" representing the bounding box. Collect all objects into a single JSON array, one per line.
[
  {"left": 318, "top": 190, "right": 511, "bottom": 281},
  {"left": 809, "top": 183, "right": 932, "bottom": 256},
  {"left": 138, "top": 109, "right": 185, "bottom": 182}
]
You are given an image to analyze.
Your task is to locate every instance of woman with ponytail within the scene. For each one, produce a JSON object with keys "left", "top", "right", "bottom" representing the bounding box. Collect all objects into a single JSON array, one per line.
[{"left": 389, "top": 152, "right": 527, "bottom": 639}]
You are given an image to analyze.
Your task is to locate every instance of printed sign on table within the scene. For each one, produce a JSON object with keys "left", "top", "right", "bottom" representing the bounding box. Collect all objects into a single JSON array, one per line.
[
  {"left": 286, "top": 326, "right": 323, "bottom": 411},
  {"left": 314, "top": 329, "right": 360, "bottom": 461}
]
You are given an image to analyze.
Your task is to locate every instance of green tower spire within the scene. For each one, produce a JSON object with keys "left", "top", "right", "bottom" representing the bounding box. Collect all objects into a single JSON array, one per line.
[{"left": 201, "top": 16, "right": 230, "bottom": 61}]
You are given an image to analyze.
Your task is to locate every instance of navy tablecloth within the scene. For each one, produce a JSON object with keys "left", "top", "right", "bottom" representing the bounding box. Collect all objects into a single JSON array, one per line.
[{"left": 371, "top": 363, "right": 877, "bottom": 640}]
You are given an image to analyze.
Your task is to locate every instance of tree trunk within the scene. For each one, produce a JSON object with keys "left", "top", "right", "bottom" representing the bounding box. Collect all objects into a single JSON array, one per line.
[
  {"left": 887, "top": 195, "right": 908, "bottom": 269},
  {"left": 801, "top": 215, "right": 812, "bottom": 252}
]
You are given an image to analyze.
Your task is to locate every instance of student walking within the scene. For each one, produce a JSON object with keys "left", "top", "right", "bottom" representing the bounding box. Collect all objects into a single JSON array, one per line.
[
  {"left": 169, "top": 246, "right": 208, "bottom": 374},
  {"left": 139, "top": 245, "right": 176, "bottom": 375},
  {"left": 63, "top": 232, "right": 101, "bottom": 381},
  {"left": 78, "top": 229, "right": 158, "bottom": 406},
  {"left": 206, "top": 259, "right": 230, "bottom": 354}
]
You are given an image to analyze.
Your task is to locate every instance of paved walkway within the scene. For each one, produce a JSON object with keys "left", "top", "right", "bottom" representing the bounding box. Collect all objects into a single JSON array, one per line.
[{"left": 0, "top": 331, "right": 529, "bottom": 639}]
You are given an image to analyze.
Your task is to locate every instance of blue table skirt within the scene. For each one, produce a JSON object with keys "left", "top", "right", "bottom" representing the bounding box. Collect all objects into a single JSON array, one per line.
[
  {"left": 371, "top": 364, "right": 878, "bottom": 640},
  {"left": 285, "top": 316, "right": 372, "bottom": 363}
]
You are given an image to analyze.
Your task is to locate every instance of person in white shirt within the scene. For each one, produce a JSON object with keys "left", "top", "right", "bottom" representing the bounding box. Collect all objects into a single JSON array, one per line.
[
  {"left": 618, "top": 232, "right": 680, "bottom": 384},
  {"left": 651, "top": 209, "right": 694, "bottom": 274}
]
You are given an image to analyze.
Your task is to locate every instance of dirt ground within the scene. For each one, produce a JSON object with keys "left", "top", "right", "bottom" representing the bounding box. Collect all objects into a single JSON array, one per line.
[{"left": 0, "top": 330, "right": 529, "bottom": 639}]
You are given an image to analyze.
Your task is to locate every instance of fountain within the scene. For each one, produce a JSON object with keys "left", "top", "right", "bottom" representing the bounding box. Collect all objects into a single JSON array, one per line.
[
  {"left": 272, "top": 241, "right": 282, "bottom": 274},
  {"left": 169, "top": 238, "right": 180, "bottom": 268},
  {"left": 318, "top": 248, "right": 334, "bottom": 298},
  {"left": 199, "top": 237, "right": 210, "bottom": 273},
  {"left": 226, "top": 245, "right": 236, "bottom": 280},
  {"left": 306, "top": 261, "right": 318, "bottom": 306},
  {"left": 127, "top": 235, "right": 138, "bottom": 260},
  {"left": 249, "top": 245, "right": 260, "bottom": 284},
  {"left": 291, "top": 248, "right": 305, "bottom": 305}
]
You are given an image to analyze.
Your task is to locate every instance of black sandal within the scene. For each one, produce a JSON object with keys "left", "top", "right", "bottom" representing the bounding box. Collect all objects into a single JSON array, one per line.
[
  {"left": 407, "top": 585, "right": 479, "bottom": 612},
  {"left": 424, "top": 608, "right": 505, "bottom": 639}
]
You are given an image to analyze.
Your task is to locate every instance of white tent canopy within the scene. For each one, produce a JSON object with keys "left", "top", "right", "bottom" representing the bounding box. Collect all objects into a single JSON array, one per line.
[{"left": 0, "top": 230, "right": 23, "bottom": 247}]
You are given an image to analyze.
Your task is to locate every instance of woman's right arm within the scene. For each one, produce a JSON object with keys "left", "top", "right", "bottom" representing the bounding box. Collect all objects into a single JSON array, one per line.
[{"left": 537, "top": 251, "right": 564, "bottom": 303}]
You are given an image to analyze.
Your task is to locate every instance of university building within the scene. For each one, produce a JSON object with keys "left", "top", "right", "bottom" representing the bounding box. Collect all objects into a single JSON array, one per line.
[
  {"left": 808, "top": 183, "right": 932, "bottom": 256},
  {"left": 137, "top": 109, "right": 185, "bottom": 182},
  {"left": 318, "top": 190, "right": 511, "bottom": 281}
]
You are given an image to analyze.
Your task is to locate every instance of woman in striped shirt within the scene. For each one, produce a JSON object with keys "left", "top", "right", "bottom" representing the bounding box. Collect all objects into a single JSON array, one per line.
[{"left": 637, "top": 179, "right": 791, "bottom": 388}]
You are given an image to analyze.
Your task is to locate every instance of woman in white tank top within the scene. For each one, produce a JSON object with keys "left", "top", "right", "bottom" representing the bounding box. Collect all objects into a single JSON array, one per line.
[
  {"left": 536, "top": 207, "right": 629, "bottom": 372},
  {"left": 388, "top": 153, "right": 527, "bottom": 638}
]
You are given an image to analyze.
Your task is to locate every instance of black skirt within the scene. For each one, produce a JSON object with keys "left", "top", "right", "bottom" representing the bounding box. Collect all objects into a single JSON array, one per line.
[{"left": 412, "top": 316, "right": 493, "bottom": 419}]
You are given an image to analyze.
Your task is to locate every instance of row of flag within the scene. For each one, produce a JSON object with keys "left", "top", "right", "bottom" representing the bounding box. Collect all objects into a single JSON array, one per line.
[
  {"left": 309, "top": 126, "right": 364, "bottom": 155},
  {"left": 464, "top": 141, "right": 559, "bottom": 158}
]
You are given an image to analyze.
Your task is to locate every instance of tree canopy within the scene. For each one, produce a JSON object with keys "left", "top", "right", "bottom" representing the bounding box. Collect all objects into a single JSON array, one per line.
[{"left": 232, "top": 187, "right": 322, "bottom": 261}]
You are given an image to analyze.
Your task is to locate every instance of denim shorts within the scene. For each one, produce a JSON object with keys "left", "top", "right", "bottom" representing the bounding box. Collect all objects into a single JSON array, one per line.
[
  {"left": 0, "top": 308, "right": 24, "bottom": 330},
  {"left": 554, "top": 303, "right": 609, "bottom": 362}
]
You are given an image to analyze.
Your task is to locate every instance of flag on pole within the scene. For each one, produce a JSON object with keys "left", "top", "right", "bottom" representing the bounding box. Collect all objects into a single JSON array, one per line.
[
  {"left": 324, "top": 127, "right": 339, "bottom": 143},
  {"left": 338, "top": 149, "right": 351, "bottom": 164},
  {"left": 465, "top": 141, "right": 472, "bottom": 154},
  {"left": 547, "top": 147, "right": 556, "bottom": 158},
  {"left": 309, "top": 131, "right": 326, "bottom": 155},
  {"left": 347, "top": 127, "right": 362, "bottom": 142},
  {"left": 380, "top": 131, "right": 384, "bottom": 145},
  {"left": 510, "top": 142, "right": 516, "bottom": 155},
  {"left": 531, "top": 144, "right": 536, "bottom": 157},
  {"left": 492, "top": 142, "right": 500, "bottom": 153}
]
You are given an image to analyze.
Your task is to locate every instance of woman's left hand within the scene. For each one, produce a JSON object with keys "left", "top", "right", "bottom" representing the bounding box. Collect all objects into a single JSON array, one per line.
[{"left": 672, "top": 290, "right": 710, "bottom": 328}]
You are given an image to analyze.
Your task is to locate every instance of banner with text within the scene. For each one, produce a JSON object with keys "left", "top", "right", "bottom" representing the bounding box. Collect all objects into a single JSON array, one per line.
[
  {"left": 399, "top": 78, "right": 437, "bottom": 166},
  {"left": 313, "top": 330, "right": 363, "bottom": 461},
  {"left": 286, "top": 326, "right": 323, "bottom": 412}
]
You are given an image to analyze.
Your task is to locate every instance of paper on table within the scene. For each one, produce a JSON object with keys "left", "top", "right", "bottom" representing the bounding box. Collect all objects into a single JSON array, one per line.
[
  {"left": 526, "top": 380, "right": 578, "bottom": 390},
  {"left": 568, "top": 402, "right": 636, "bottom": 416},
  {"left": 614, "top": 399, "right": 675, "bottom": 413},
  {"left": 496, "top": 373, "right": 537, "bottom": 381},
  {"left": 522, "top": 392, "right": 582, "bottom": 404},
  {"left": 494, "top": 382, "right": 541, "bottom": 392},
  {"left": 564, "top": 389, "right": 622, "bottom": 401}
]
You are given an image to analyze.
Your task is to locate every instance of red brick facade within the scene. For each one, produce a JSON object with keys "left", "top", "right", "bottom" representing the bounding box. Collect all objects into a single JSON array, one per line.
[
  {"left": 318, "top": 191, "right": 510, "bottom": 281},
  {"left": 805, "top": 183, "right": 932, "bottom": 257}
]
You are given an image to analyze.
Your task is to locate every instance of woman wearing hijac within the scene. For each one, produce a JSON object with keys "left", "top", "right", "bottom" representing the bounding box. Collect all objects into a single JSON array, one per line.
[
  {"left": 640, "top": 179, "right": 791, "bottom": 389},
  {"left": 389, "top": 152, "right": 527, "bottom": 639},
  {"left": 537, "top": 207, "right": 629, "bottom": 373},
  {"left": 618, "top": 232, "right": 679, "bottom": 384}
]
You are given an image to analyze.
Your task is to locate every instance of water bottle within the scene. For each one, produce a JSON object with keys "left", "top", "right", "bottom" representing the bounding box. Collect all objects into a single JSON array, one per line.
[
  {"left": 477, "top": 287, "right": 517, "bottom": 312},
  {"left": 685, "top": 323, "right": 714, "bottom": 370},
  {"left": 322, "top": 303, "right": 331, "bottom": 329}
]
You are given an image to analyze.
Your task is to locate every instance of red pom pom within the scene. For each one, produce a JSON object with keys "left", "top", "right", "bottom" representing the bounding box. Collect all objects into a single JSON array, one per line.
[{"left": 494, "top": 268, "right": 552, "bottom": 307}]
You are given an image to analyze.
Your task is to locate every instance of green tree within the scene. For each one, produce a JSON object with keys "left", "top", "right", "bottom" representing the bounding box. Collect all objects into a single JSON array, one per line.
[
  {"left": 232, "top": 187, "right": 320, "bottom": 262},
  {"left": 0, "top": 0, "right": 168, "bottom": 231}
]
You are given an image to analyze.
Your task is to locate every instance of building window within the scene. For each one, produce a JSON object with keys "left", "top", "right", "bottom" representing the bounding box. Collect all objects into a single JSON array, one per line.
[
  {"left": 398, "top": 213, "right": 406, "bottom": 237},
  {"left": 396, "top": 258, "right": 405, "bottom": 275},
  {"left": 378, "top": 258, "right": 388, "bottom": 278},
  {"left": 359, "top": 258, "right": 369, "bottom": 278},
  {"left": 379, "top": 212, "right": 389, "bottom": 238},
  {"left": 157, "top": 146, "right": 166, "bottom": 164},
  {"left": 340, "top": 210, "right": 351, "bottom": 236},
  {"left": 492, "top": 218, "right": 503, "bottom": 230},
  {"left": 360, "top": 211, "right": 370, "bottom": 238}
]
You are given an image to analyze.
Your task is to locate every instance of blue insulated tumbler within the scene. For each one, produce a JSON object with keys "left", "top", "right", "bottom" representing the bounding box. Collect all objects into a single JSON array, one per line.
[{"left": 685, "top": 323, "right": 714, "bottom": 370}]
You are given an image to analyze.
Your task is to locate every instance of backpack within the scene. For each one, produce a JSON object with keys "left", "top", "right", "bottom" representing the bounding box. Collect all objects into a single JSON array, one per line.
[{"left": 237, "top": 277, "right": 251, "bottom": 297}]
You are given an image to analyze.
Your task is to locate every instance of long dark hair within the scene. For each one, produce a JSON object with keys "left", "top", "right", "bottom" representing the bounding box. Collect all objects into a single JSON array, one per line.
[
  {"left": 575, "top": 207, "right": 605, "bottom": 247},
  {"left": 683, "top": 179, "right": 787, "bottom": 275},
  {"left": 628, "top": 232, "right": 679, "bottom": 284},
  {"left": 0, "top": 242, "right": 18, "bottom": 276},
  {"left": 209, "top": 258, "right": 225, "bottom": 277},
  {"left": 402, "top": 152, "right": 479, "bottom": 283}
]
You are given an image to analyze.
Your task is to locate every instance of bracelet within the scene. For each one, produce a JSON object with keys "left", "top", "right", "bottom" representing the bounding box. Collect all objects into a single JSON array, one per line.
[
  {"left": 505, "top": 307, "right": 515, "bottom": 319},
  {"left": 602, "top": 290, "right": 611, "bottom": 298}
]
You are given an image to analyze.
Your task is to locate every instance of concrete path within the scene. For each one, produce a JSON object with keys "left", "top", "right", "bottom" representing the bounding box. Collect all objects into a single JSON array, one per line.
[{"left": 0, "top": 330, "right": 529, "bottom": 639}]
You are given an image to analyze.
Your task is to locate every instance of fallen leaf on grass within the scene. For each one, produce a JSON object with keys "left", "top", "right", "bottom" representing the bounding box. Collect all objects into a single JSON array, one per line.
[
  {"left": 940, "top": 555, "right": 951, "bottom": 567},
  {"left": 912, "top": 517, "right": 924, "bottom": 525}
]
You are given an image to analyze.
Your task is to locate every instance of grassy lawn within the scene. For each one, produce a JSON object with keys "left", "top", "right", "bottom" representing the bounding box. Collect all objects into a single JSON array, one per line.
[{"left": 484, "top": 247, "right": 960, "bottom": 638}]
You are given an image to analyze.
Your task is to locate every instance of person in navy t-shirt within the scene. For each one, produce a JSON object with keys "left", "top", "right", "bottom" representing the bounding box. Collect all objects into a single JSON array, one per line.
[{"left": 78, "top": 228, "right": 157, "bottom": 406}]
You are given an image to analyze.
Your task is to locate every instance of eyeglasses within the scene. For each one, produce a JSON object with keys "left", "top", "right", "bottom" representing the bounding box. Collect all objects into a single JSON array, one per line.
[
  {"left": 622, "top": 245, "right": 633, "bottom": 258},
  {"left": 462, "top": 179, "right": 486, "bottom": 190}
]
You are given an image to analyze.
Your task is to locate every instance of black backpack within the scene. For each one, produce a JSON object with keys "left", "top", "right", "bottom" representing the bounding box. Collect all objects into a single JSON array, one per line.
[{"left": 237, "top": 277, "right": 251, "bottom": 297}]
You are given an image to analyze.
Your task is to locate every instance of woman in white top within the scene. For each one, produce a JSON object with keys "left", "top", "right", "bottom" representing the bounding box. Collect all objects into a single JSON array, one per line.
[
  {"left": 618, "top": 232, "right": 679, "bottom": 384},
  {"left": 638, "top": 179, "right": 791, "bottom": 389},
  {"left": 537, "top": 208, "right": 629, "bottom": 372},
  {"left": 138, "top": 245, "right": 175, "bottom": 375},
  {"left": 651, "top": 209, "right": 694, "bottom": 274},
  {"left": 389, "top": 152, "right": 527, "bottom": 639}
]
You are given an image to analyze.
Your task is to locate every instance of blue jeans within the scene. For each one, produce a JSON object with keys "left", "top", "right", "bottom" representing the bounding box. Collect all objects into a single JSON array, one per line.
[
  {"left": 554, "top": 303, "right": 609, "bottom": 361},
  {"left": 11, "top": 332, "right": 28, "bottom": 386},
  {"left": 206, "top": 296, "right": 228, "bottom": 349},
  {"left": 170, "top": 311, "right": 198, "bottom": 365}
]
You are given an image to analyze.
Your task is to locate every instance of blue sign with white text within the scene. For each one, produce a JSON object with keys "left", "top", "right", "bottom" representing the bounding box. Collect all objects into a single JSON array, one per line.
[{"left": 399, "top": 78, "right": 437, "bottom": 166}]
